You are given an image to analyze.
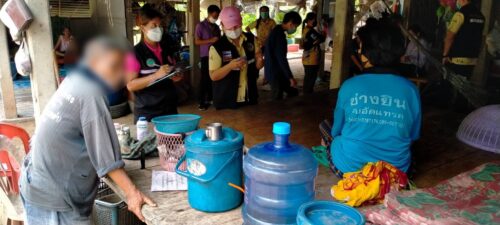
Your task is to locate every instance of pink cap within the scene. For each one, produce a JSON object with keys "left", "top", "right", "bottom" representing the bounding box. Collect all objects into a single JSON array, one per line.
[{"left": 219, "top": 6, "right": 242, "bottom": 29}]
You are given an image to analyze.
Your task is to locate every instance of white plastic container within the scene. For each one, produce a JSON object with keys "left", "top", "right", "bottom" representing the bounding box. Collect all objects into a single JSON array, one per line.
[{"left": 136, "top": 117, "right": 149, "bottom": 141}]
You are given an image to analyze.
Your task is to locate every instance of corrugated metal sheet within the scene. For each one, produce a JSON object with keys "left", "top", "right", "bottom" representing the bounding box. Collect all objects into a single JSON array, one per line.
[{"left": 49, "top": 0, "right": 91, "bottom": 18}]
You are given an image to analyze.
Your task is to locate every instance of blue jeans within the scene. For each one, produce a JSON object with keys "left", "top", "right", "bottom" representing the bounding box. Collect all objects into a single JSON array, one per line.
[{"left": 23, "top": 199, "right": 91, "bottom": 225}]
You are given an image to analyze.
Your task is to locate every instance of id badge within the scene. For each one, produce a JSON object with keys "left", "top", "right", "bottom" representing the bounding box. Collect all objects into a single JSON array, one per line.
[{"left": 222, "top": 51, "right": 232, "bottom": 62}]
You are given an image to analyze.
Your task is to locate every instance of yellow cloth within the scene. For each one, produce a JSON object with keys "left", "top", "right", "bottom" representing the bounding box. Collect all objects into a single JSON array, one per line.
[
  {"left": 248, "top": 19, "right": 276, "bottom": 48},
  {"left": 209, "top": 36, "right": 251, "bottom": 103},
  {"left": 302, "top": 27, "right": 320, "bottom": 66},
  {"left": 448, "top": 12, "right": 464, "bottom": 34},
  {"left": 331, "top": 161, "right": 408, "bottom": 207}
]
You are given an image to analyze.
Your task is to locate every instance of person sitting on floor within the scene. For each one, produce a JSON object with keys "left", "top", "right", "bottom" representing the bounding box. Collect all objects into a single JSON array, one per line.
[
  {"left": 209, "top": 6, "right": 264, "bottom": 110},
  {"left": 325, "top": 20, "right": 422, "bottom": 177}
]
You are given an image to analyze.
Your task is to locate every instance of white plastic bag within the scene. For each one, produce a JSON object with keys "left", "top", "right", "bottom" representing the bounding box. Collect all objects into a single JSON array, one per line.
[{"left": 14, "top": 38, "right": 31, "bottom": 76}]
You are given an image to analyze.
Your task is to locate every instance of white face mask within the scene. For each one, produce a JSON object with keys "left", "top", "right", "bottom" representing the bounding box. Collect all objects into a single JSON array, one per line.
[
  {"left": 225, "top": 28, "right": 242, "bottom": 40},
  {"left": 208, "top": 17, "right": 217, "bottom": 24},
  {"left": 146, "top": 27, "right": 163, "bottom": 42}
]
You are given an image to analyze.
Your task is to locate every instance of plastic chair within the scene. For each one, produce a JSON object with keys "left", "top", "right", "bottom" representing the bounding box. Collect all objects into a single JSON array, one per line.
[
  {"left": 0, "top": 123, "right": 30, "bottom": 225},
  {"left": 0, "top": 123, "right": 30, "bottom": 154}
]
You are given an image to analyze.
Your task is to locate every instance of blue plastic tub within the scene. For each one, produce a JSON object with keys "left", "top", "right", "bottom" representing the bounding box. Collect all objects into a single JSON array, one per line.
[
  {"left": 297, "top": 201, "right": 365, "bottom": 225},
  {"left": 152, "top": 114, "right": 201, "bottom": 134}
]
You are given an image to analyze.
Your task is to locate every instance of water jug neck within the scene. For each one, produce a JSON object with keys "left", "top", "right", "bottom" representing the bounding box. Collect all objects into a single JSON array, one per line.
[{"left": 273, "top": 134, "right": 290, "bottom": 149}]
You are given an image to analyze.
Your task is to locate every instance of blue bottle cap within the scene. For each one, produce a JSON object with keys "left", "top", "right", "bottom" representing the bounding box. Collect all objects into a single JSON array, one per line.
[
  {"left": 273, "top": 122, "right": 291, "bottom": 135},
  {"left": 139, "top": 116, "right": 146, "bottom": 121}
]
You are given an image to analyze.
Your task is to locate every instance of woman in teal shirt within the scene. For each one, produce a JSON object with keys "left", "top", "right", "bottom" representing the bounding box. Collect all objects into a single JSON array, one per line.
[{"left": 329, "top": 20, "right": 421, "bottom": 176}]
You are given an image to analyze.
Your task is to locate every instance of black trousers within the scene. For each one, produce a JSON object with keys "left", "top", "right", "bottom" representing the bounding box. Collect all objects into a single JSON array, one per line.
[
  {"left": 270, "top": 76, "right": 299, "bottom": 100},
  {"left": 446, "top": 63, "right": 474, "bottom": 79},
  {"left": 199, "top": 57, "right": 213, "bottom": 104},
  {"left": 303, "top": 65, "right": 319, "bottom": 94}
]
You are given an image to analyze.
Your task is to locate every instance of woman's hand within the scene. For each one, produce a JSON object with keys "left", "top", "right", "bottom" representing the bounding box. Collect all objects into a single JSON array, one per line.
[
  {"left": 228, "top": 58, "right": 247, "bottom": 70},
  {"left": 153, "top": 65, "right": 173, "bottom": 80}
]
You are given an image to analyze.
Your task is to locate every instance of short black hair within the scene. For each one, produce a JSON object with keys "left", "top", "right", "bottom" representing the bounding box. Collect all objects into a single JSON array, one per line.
[
  {"left": 139, "top": 3, "right": 163, "bottom": 26},
  {"left": 283, "top": 11, "right": 302, "bottom": 25},
  {"left": 361, "top": 22, "right": 405, "bottom": 67},
  {"left": 207, "top": 5, "right": 221, "bottom": 14},
  {"left": 260, "top": 6, "right": 270, "bottom": 11}
]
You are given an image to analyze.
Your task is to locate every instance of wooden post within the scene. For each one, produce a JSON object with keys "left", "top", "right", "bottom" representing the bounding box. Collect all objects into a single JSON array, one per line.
[
  {"left": 25, "top": 0, "right": 57, "bottom": 123},
  {"left": 188, "top": 0, "right": 201, "bottom": 95},
  {"left": 402, "top": 0, "right": 412, "bottom": 28},
  {"left": 330, "top": 0, "right": 354, "bottom": 89},
  {"left": 316, "top": 0, "right": 325, "bottom": 81},
  {"left": 0, "top": 26, "right": 17, "bottom": 119},
  {"left": 471, "top": 0, "right": 494, "bottom": 86},
  {"left": 124, "top": 0, "right": 134, "bottom": 43}
]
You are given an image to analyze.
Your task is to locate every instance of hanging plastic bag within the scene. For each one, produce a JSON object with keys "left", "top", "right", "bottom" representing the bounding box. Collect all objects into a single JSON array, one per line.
[
  {"left": 14, "top": 37, "right": 32, "bottom": 76},
  {"left": 0, "top": 0, "right": 33, "bottom": 41}
]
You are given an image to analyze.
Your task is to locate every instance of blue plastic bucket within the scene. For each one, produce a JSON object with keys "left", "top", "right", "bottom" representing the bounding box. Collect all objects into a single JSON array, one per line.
[
  {"left": 152, "top": 114, "right": 201, "bottom": 134},
  {"left": 297, "top": 201, "right": 365, "bottom": 225},
  {"left": 176, "top": 127, "right": 244, "bottom": 212}
]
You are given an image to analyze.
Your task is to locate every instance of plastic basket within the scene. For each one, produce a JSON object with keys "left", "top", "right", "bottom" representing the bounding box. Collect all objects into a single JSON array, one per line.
[
  {"left": 151, "top": 114, "right": 201, "bottom": 134},
  {"left": 156, "top": 128, "right": 192, "bottom": 171},
  {"left": 93, "top": 194, "right": 141, "bottom": 225}
]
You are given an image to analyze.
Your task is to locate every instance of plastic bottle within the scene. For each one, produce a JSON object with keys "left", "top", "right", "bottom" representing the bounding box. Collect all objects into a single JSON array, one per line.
[
  {"left": 136, "top": 117, "right": 149, "bottom": 141},
  {"left": 242, "top": 122, "right": 318, "bottom": 225}
]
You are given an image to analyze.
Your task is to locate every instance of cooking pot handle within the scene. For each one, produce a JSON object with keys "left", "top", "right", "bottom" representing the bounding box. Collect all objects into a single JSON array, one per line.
[{"left": 175, "top": 151, "right": 239, "bottom": 183}]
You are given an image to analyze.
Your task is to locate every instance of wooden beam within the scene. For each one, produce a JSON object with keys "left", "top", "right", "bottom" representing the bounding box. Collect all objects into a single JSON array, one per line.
[
  {"left": 25, "top": 0, "right": 58, "bottom": 123},
  {"left": 471, "top": 0, "right": 494, "bottom": 87},
  {"left": 0, "top": 26, "right": 17, "bottom": 119},
  {"left": 330, "top": 0, "right": 354, "bottom": 89},
  {"left": 188, "top": 0, "right": 201, "bottom": 95}
]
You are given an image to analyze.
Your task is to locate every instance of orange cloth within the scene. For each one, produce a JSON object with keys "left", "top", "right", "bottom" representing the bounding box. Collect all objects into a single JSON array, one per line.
[{"left": 331, "top": 161, "right": 408, "bottom": 207}]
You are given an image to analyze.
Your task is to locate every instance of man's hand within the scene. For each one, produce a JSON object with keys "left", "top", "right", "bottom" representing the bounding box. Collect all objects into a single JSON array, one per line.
[
  {"left": 126, "top": 188, "right": 157, "bottom": 222},
  {"left": 290, "top": 78, "right": 297, "bottom": 87},
  {"left": 107, "top": 169, "right": 157, "bottom": 223}
]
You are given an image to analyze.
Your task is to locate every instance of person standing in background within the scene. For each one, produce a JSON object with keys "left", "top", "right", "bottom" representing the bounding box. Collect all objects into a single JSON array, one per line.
[
  {"left": 245, "top": 6, "right": 276, "bottom": 51},
  {"left": 264, "top": 11, "right": 302, "bottom": 100},
  {"left": 126, "top": 4, "right": 182, "bottom": 122},
  {"left": 442, "top": 0, "right": 484, "bottom": 78},
  {"left": 209, "top": 6, "right": 264, "bottom": 110},
  {"left": 301, "top": 12, "right": 325, "bottom": 94},
  {"left": 195, "top": 5, "right": 222, "bottom": 111}
]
